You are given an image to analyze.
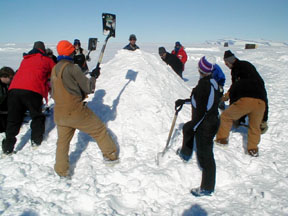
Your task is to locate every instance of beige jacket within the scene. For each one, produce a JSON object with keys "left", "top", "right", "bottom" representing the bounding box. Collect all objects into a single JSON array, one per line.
[{"left": 52, "top": 60, "right": 95, "bottom": 100}]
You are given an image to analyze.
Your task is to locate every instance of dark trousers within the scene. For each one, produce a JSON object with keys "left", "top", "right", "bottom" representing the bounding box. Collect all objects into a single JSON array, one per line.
[
  {"left": 182, "top": 115, "right": 219, "bottom": 191},
  {"left": 0, "top": 114, "right": 8, "bottom": 133},
  {"left": 2, "top": 89, "right": 45, "bottom": 153}
]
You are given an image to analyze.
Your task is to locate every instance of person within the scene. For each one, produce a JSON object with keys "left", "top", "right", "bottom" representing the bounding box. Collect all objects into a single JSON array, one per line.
[
  {"left": 123, "top": 34, "right": 140, "bottom": 51},
  {"left": 73, "top": 39, "right": 90, "bottom": 73},
  {"left": 51, "top": 40, "right": 119, "bottom": 177},
  {"left": 222, "top": 50, "right": 268, "bottom": 132},
  {"left": 171, "top": 41, "right": 187, "bottom": 71},
  {"left": 46, "top": 48, "right": 58, "bottom": 63},
  {"left": 159, "top": 47, "right": 183, "bottom": 78},
  {"left": 0, "top": 67, "right": 15, "bottom": 133},
  {"left": 215, "top": 51, "right": 268, "bottom": 157},
  {"left": 2, "top": 41, "right": 55, "bottom": 155},
  {"left": 175, "top": 56, "right": 220, "bottom": 197},
  {"left": 204, "top": 56, "right": 226, "bottom": 109}
]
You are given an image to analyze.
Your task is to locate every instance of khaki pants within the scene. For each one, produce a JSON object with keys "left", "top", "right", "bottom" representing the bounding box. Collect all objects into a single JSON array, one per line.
[
  {"left": 216, "top": 97, "right": 265, "bottom": 151},
  {"left": 54, "top": 105, "right": 117, "bottom": 176}
]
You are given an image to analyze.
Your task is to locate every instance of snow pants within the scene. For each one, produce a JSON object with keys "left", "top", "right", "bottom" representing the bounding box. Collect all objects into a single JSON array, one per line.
[
  {"left": 216, "top": 97, "right": 265, "bottom": 151},
  {"left": 54, "top": 104, "right": 118, "bottom": 177},
  {"left": 182, "top": 115, "right": 219, "bottom": 191},
  {"left": 2, "top": 89, "right": 45, "bottom": 153}
]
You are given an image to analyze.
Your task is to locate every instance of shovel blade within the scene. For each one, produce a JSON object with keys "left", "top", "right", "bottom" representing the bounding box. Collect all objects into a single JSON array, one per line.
[
  {"left": 125, "top": 70, "right": 138, "bottom": 82},
  {"left": 102, "top": 13, "right": 116, "bottom": 37}
]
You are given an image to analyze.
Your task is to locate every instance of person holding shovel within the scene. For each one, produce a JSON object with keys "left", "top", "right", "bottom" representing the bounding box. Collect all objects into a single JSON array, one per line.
[
  {"left": 175, "top": 56, "right": 220, "bottom": 197},
  {"left": 51, "top": 40, "right": 119, "bottom": 177}
]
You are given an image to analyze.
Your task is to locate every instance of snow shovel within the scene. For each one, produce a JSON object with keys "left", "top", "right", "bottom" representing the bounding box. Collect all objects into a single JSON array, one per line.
[
  {"left": 86, "top": 37, "right": 98, "bottom": 60},
  {"left": 156, "top": 105, "right": 183, "bottom": 165},
  {"left": 94, "top": 13, "right": 116, "bottom": 72}
]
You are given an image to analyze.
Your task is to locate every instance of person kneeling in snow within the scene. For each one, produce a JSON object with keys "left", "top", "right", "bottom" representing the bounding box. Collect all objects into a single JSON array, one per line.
[
  {"left": 51, "top": 40, "right": 119, "bottom": 177},
  {"left": 175, "top": 56, "right": 220, "bottom": 197}
]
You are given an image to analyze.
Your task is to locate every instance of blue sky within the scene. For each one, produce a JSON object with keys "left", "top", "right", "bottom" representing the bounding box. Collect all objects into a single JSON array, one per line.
[{"left": 0, "top": 0, "right": 287, "bottom": 44}]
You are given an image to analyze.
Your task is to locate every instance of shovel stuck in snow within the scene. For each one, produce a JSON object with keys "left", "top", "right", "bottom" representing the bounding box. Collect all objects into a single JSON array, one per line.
[{"left": 156, "top": 105, "right": 182, "bottom": 165}]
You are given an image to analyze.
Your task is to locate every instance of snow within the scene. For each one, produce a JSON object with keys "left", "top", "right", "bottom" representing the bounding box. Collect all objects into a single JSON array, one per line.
[{"left": 0, "top": 40, "right": 288, "bottom": 215}]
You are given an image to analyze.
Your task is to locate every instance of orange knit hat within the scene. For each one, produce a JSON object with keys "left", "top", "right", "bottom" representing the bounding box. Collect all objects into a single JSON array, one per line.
[{"left": 57, "top": 40, "right": 75, "bottom": 56}]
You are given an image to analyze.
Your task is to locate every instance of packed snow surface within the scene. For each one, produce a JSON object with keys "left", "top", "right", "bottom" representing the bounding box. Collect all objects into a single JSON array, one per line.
[{"left": 0, "top": 40, "right": 287, "bottom": 215}]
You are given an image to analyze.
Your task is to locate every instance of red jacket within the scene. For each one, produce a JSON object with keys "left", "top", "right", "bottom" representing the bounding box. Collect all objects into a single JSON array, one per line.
[
  {"left": 9, "top": 49, "right": 55, "bottom": 103},
  {"left": 172, "top": 46, "right": 187, "bottom": 69}
]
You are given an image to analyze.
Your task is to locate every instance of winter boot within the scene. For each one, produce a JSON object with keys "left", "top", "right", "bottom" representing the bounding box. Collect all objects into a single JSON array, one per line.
[
  {"left": 248, "top": 149, "right": 259, "bottom": 157},
  {"left": 31, "top": 139, "right": 41, "bottom": 149},
  {"left": 191, "top": 187, "right": 214, "bottom": 197},
  {"left": 2, "top": 138, "right": 16, "bottom": 155},
  {"left": 176, "top": 148, "right": 191, "bottom": 162},
  {"left": 103, "top": 152, "right": 119, "bottom": 165},
  {"left": 214, "top": 138, "right": 228, "bottom": 146}
]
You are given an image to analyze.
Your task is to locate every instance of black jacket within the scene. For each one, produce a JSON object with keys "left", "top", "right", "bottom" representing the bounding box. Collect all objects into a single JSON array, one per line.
[
  {"left": 0, "top": 80, "right": 9, "bottom": 112},
  {"left": 231, "top": 59, "right": 265, "bottom": 87},
  {"left": 163, "top": 52, "right": 183, "bottom": 78},
  {"left": 123, "top": 44, "right": 139, "bottom": 51},
  {"left": 189, "top": 75, "right": 220, "bottom": 131},
  {"left": 230, "top": 59, "right": 268, "bottom": 121}
]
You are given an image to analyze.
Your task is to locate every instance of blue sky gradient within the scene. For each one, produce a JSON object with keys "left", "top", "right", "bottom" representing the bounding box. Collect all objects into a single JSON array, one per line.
[{"left": 0, "top": 0, "right": 287, "bottom": 44}]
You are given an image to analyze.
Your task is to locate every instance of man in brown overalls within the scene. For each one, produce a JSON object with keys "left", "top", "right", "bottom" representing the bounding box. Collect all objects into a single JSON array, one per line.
[{"left": 51, "top": 40, "right": 118, "bottom": 177}]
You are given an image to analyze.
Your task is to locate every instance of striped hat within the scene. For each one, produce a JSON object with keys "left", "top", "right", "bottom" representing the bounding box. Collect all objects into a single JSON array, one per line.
[{"left": 198, "top": 56, "right": 213, "bottom": 74}]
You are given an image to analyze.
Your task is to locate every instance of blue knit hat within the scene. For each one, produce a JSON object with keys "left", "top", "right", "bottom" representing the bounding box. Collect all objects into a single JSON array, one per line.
[
  {"left": 74, "top": 39, "right": 81, "bottom": 46},
  {"left": 175, "top": 41, "right": 181, "bottom": 47},
  {"left": 198, "top": 56, "right": 213, "bottom": 74}
]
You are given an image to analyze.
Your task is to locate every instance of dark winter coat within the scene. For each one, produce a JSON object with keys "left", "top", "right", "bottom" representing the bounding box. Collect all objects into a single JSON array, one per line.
[
  {"left": 8, "top": 48, "right": 55, "bottom": 103},
  {"left": 0, "top": 80, "right": 9, "bottom": 132},
  {"left": 231, "top": 59, "right": 264, "bottom": 86},
  {"left": 229, "top": 79, "right": 268, "bottom": 121},
  {"left": 229, "top": 59, "right": 268, "bottom": 121},
  {"left": 189, "top": 75, "right": 220, "bottom": 130},
  {"left": 0, "top": 80, "right": 9, "bottom": 112},
  {"left": 74, "top": 47, "right": 89, "bottom": 72},
  {"left": 123, "top": 44, "right": 140, "bottom": 51},
  {"left": 162, "top": 52, "right": 183, "bottom": 78}
]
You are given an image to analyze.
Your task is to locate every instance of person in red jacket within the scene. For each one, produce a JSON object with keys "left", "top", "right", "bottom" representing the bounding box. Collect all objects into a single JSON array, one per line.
[
  {"left": 172, "top": 41, "right": 188, "bottom": 71},
  {"left": 2, "top": 41, "right": 55, "bottom": 155}
]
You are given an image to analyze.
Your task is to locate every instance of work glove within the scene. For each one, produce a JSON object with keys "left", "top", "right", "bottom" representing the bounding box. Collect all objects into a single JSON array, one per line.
[
  {"left": 260, "top": 121, "right": 268, "bottom": 134},
  {"left": 221, "top": 92, "right": 230, "bottom": 102},
  {"left": 175, "top": 99, "right": 185, "bottom": 110},
  {"left": 91, "top": 67, "right": 100, "bottom": 79}
]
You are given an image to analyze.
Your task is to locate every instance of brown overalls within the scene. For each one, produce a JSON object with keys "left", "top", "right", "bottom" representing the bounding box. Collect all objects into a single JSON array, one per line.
[{"left": 51, "top": 62, "right": 118, "bottom": 176}]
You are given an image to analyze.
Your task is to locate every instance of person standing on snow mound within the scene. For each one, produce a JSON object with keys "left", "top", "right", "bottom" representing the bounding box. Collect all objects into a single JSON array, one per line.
[
  {"left": 175, "top": 56, "right": 220, "bottom": 197},
  {"left": 2, "top": 41, "right": 55, "bottom": 155},
  {"left": 171, "top": 41, "right": 187, "bottom": 71},
  {"left": 215, "top": 51, "right": 268, "bottom": 157},
  {"left": 159, "top": 47, "right": 183, "bottom": 79},
  {"left": 123, "top": 34, "right": 140, "bottom": 51},
  {"left": 73, "top": 39, "right": 90, "bottom": 73},
  {"left": 51, "top": 40, "right": 119, "bottom": 177}
]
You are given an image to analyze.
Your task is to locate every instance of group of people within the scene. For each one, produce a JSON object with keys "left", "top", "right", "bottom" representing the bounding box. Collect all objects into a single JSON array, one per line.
[
  {"left": 1, "top": 40, "right": 118, "bottom": 178},
  {"left": 123, "top": 34, "right": 188, "bottom": 79},
  {"left": 175, "top": 51, "right": 268, "bottom": 196},
  {"left": 0, "top": 36, "right": 268, "bottom": 198}
]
